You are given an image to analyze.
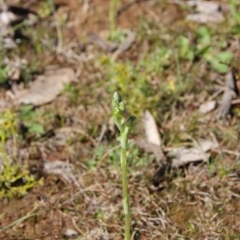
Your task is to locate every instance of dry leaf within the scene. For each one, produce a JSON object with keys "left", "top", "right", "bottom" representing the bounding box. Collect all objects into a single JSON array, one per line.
[
  {"left": 0, "top": 7, "right": 23, "bottom": 27},
  {"left": 199, "top": 100, "right": 216, "bottom": 114},
  {"left": 217, "top": 89, "right": 235, "bottom": 119},
  {"left": 13, "top": 67, "right": 75, "bottom": 106},
  {"left": 217, "top": 70, "right": 238, "bottom": 119},
  {"left": 168, "top": 139, "right": 219, "bottom": 168},
  {"left": 143, "top": 110, "right": 161, "bottom": 146},
  {"left": 187, "top": 1, "right": 222, "bottom": 14},
  {"left": 135, "top": 139, "right": 166, "bottom": 163},
  {"left": 44, "top": 160, "right": 80, "bottom": 187},
  {"left": 113, "top": 31, "right": 136, "bottom": 58},
  {"left": 63, "top": 229, "right": 78, "bottom": 238},
  {"left": 88, "top": 30, "right": 135, "bottom": 58},
  {"left": 0, "top": 5, "right": 37, "bottom": 49},
  {"left": 186, "top": 13, "right": 224, "bottom": 24},
  {"left": 140, "top": 111, "right": 166, "bottom": 164},
  {"left": 152, "top": 137, "right": 218, "bottom": 186},
  {"left": 171, "top": 150, "right": 210, "bottom": 168},
  {"left": 88, "top": 33, "right": 118, "bottom": 52},
  {"left": 44, "top": 160, "right": 73, "bottom": 175},
  {"left": 186, "top": 1, "right": 224, "bottom": 24}
]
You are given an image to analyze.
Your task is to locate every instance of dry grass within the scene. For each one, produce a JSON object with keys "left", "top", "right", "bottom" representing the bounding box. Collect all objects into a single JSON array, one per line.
[{"left": 1, "top": 0, "right": 240, "bottom": 239}]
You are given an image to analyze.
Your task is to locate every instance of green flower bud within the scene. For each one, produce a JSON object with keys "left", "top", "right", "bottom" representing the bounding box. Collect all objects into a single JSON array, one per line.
[{"left": 113, "top": 90, "right": 122, "bottom": 104}]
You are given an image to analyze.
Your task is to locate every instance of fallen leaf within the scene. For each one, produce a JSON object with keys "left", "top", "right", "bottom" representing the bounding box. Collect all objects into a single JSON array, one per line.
[
  {"left": 186, "top": 1, "right": 224, "bottom": 24},
  {"left": 186, "top": 12, "right": 224, "bottom": 24},
  {"left": 168, "top": 139, "right": 219, "bottom": 168},
  {"left": 112, "top": 31, "right": 136, "bottom": 58},
  {"left": 44, "top": 160, "right": 73, "bottom": 175},
  {"left": 217, "top": 70, "right": 238, "bottom": 119},
  {"left": 0, "top": 5, "right": 37, "bottom": 48},
  {"left": 2, "top": 37, "right": 17, "bottom": 49},
  {"left": 199, "top": 100, "right": 216, "bottom": 114},
  {"left": 217, "top": 89, "right": 235, "bottom": 119},
  {"left": 140, "top": 111, "right": 166, "bottom": 164},
  {"left": 187, "top": 1, "right": 222, "bottom": 14},
  {"left": 151, "top": 138, "right": 218, "bottom": 185},
  {"left": 44, "top": 160, "right": 80, "bottom": 188},
  {"left": 13, "top": 67, "right": 75, "bottom": 106},
  {"left": 63, "top": 229, "right": 78, "bottom": 238},
  {"left": 88, "top": 33, "right": 118, "bottom": 52},
  {"left": 135, "top": 139, "right": 166, "bottom": 163},
  {"left": 0, "top": 7, "right": 23, "bottom": 27},
  {"left": 142, "top": 110, "right": 161, "bottom": 146}
]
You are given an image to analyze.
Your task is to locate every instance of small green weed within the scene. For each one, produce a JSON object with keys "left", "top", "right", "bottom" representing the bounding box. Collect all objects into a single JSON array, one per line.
[
  {"left": 0, "top": 110, "right": 43, "bottom": 198},
  {"left": 138, "top": 47, "right": 172, "bottom": 74},
  {"left": 19, "top": 105, "right": 45, "bottom": 135},
  {"left": 100, "top": 56, "right": 159, "bottom": 116},
  {"left": 178, "top": 26, "right": 233, "bottom": 73},
  {"left": 0, "top": 65, "right": 9, "bottom": 84}
]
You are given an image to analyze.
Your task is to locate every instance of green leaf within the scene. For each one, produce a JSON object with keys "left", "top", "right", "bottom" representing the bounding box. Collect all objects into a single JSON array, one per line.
[
  {"left": 19, "top": 105, "right": 34, "bottom": 116},
  {"left": 0, "top": 66, "right": 9, "bottom": 83},
  {"left": 196, "top": 45, "right": 211, "bottom": 57},
  {"left": 178, "top": 36, "right": 194, "bottom": 60},
  {"left": 125, "top": 116, "right": 136, "bottom": 129},
  {"left": 113, "top": 90, "right": 122, "bottom": 104},
  {"left": 197, "top": 26, "right": 211, "bottom": 46},
  {"left": 211, "top": 61, "right": 229, "bottom": 73},
  {"left": 28, "top": 123, "right": 45, "bottom": 134},
  {"left": 215, "top": 51, "right": 233, "bottom": 64}
]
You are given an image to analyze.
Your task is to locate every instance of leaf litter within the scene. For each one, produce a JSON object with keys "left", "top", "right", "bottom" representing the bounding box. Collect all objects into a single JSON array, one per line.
[
  {"left": 169, "top": 138, "right": 219, "bottom": 168},
  {"left": 184, "top": 0, "right": 226, "bottom": 24},
  {"left": 199, "top": 100, "right": 216, "bottom": 114},
  {"left": 0, "top": 4, "right": 37, "bottom": 49},
  {"left": 2, "top": 0, "right": 240, "bottom": 239},
  {"left": 217, "top": 70, "right": 238, "bottom": 119},
  {"left": 11, "top": 67, "right": 76, "bottom": 106},
  {"left": 136, "top": 110, "right": 166, "bottom": 164}
]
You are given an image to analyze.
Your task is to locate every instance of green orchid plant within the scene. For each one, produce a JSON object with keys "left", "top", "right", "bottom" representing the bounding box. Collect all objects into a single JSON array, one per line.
[{"left": 112, "top": 91, "right": 136, "bottom": 240}]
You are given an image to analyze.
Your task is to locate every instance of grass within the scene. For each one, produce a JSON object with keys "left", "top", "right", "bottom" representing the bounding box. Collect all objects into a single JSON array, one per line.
[{"left": 1, "top": 0, "right": 240, "bottom": 239}]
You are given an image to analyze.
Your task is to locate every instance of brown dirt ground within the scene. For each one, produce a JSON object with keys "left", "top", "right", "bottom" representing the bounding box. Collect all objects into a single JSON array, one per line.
[{"left": 1, "top": 0, "right": 240, "bottom": 239}]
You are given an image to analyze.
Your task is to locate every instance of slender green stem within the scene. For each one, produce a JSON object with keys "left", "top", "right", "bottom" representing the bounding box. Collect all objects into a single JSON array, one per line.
[
  {"left": 121, "top": 146, "right": 130, "bottom": 240},
  {"left": 109, "top": 0, "right": 118, "bottom": 39}
]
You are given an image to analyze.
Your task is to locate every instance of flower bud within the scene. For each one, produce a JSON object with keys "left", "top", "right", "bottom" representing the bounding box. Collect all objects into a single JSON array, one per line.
[{"left": 113, "top": 90, "right": 122, "bottom": 104}]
